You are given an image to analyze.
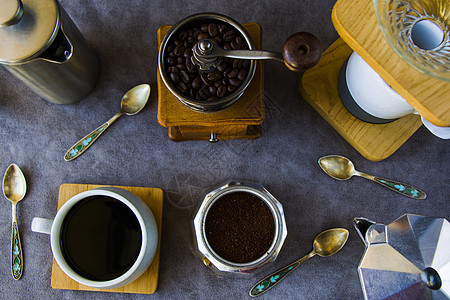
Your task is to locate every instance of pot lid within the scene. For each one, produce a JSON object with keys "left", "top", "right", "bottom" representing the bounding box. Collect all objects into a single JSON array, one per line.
[
  {"left": 0, "top": 0, "right": 59, "bottom": 64},
  {"left": 357, "top": 214, "right": 449, "bottom": 299}
]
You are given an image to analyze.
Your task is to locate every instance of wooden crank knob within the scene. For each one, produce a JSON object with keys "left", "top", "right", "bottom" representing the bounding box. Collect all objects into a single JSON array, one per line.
[{"left": 282, "top": 32, "right": 323, "bottom": 72}]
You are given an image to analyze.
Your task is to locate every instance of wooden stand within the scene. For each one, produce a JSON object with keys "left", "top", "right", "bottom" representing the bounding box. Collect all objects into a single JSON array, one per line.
[
  {"left": 157, "top": 24, "right": 264, "bottom": 142},
  {"left": 299, "top": 0, "right": 449, "bottom": 161},
  {"left": 300, "top": 39, "right": 422, "bottom": 161}
]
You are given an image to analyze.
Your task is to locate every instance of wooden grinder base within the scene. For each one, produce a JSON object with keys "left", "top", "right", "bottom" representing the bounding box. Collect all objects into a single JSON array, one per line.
[{"left": 157, "top": 23, "right": 264, "bottom": 142}]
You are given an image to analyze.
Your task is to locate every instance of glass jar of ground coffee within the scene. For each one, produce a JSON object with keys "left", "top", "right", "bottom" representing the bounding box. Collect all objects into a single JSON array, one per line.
[{"left": 193, "top": 181, "right": 287, "bottom": 274}]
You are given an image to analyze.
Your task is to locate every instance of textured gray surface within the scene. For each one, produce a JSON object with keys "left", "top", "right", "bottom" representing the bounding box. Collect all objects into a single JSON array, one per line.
[{"left": 0, "top": 0, "right": 449, "bottom": 299}]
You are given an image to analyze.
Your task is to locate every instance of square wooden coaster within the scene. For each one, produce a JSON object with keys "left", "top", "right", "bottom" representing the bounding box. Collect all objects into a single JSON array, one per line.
[{"left": 51, "top": 183, "right": 163, "bottom": 294}]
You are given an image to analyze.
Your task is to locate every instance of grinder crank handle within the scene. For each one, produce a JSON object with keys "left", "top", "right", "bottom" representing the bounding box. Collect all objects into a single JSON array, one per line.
[
  {"left": 282, "top": 32, "right": 323, "bottom": 72},
  {"left": 194, "top": 32, "right": 322, "bottom": 72}
]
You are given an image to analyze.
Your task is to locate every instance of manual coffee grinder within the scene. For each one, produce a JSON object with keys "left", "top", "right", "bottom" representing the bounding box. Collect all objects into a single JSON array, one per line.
[{"left": 157, "top": 13, "right": 322, "bottom": 142}]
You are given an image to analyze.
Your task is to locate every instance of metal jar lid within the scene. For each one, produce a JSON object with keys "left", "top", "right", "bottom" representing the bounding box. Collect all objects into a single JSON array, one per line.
[{"left": 0, "top": 0, "right": 59, "bottom": 64}]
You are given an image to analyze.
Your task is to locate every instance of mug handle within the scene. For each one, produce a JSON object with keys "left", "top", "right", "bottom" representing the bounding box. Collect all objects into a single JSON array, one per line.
[{"left": 31, "top": 217, "right": 53, "bottom": 235}]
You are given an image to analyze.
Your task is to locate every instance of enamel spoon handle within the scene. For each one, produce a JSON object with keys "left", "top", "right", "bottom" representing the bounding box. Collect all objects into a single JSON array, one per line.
[
  {"left": 249, "top": 252, "right": 315, "bottom": 297},
  {"left": 355, "top": 171, "right": 427, "bottom": 199},
  {"left": 11, "top": 203, "right": 23, "bottom": 280},
  {"left": 64, "top": 113, "right": 123, "bottom": 161}
]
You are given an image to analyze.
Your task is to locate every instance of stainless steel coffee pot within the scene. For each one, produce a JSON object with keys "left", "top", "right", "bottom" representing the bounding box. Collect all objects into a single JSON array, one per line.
[
  {"left": 0, "top": 0, "right": 99, "bottom": 104},
  {"left": 354, "top": 214, "right": 449, "bottom": 299}
]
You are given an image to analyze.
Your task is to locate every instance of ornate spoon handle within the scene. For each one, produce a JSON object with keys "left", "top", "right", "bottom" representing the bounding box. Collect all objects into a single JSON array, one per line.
[
  {"left": 11, "top": 204, "right": 23, "bottom": 280},
  {"left": 249, "top": 252, "right": 315, "bottom": 297},
  {"left": 373, "top": 176, "right": 426, "bottom": 199},
  {"left": 356, "top": 172, "right": 426, "bottom": 199},
  {"left": 64, "top": 113, "right": 122, "bottom": 161}
]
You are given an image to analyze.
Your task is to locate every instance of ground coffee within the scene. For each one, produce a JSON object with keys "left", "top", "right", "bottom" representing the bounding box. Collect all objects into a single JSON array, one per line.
[
  {"left": 205, "top": 191, "right": 275, "bottom": 263},
  {"left": 164, "top": 20, "right": 251, "bottom": 101}
]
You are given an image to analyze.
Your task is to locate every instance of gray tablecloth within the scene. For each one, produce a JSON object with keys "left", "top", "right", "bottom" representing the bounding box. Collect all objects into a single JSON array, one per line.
[{"left": 0, "top": 0, "right": 448, "bottom": 299}]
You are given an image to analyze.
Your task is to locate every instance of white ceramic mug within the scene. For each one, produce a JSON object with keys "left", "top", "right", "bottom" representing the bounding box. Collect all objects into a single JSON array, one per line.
[
  {"left": 340, "top": 51, "right": 450, "bottom": 139},
  {"left": 31, "top": 187, "right": 158, "bottom": 289}
]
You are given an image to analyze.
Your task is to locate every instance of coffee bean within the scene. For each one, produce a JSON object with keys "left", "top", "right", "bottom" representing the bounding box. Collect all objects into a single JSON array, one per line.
[
  {"left": 174, "top": 45, "right": 184, "bottom": 56},
  {"left": 231, "top": 41, "right": 237, "bottom": 49},
  {"left": 228, "top": 85, "right": 238, "bottom": 93},
  {"left": 180, "top": 70, "right": 190, "bottom": 83},
  {"left": 170, "top": 72, "right": 180, "bottom": 84},
  {"left": 178, "top": 30, "right": 187, "bottom": 41},
  {"left": 200, "top": 24, "right": 209, "bottom": 33},
  {"left": 213, "top": 36, "right": 222, "bottom": 45},
  {"left": 233, "top": 59, "right": 243, "bottom": 69},
  {"left": 219, "top": 24, "right": 227, "bottom": 33},
  {"left": 174, "top": 39, "right": 182, "bottom": 46},
  {"left": 200, "top": 73, "right": 213, "bottom": 86},
  {"left": 238, "top": 68, "right": 247, "bottom": 81},
  {"left": 167, "top": 57, "right": 176, "bottom": 65},
  {"left": 177, "top": 82, "right": 188, "bottom": 93},
  {"left": 189, "top": 88, "right": 196, "bottom": 99},
  {"left": 223, "top": 68, "right": 233, "bottom": 77},
  {"left": 223, "top": 30, "right": 236, "bottom": 41},
  {"left": 208, "top": 86, "right": 217, "bottom": 95},
  {"left": 243, "top": 60, "right": 250, "bottom": 68},
  {"left": 176, "top": 63, "right": 185, "bottom": 70},
  {"left": 186, "top": 59, "right": 196, "bottom": 73},
  {"left": 217, "top": 62, "right": 228, "bottom": 72},
  {"left": 207, "top": 70, "right": 222, "bottom": 82},
  {"left": 214, "top": 80, "right": 222, "bottom": 88},
  {"left": 235, "top": 36, "right": 244, "bottom": 45},
  {"left": 193, "top": 30, "right": 200, "bottom": 39},
  {"left": 177, "top": 57, "right": 184, "bottom": 64},
  {"left": 168, "top": 66, "right": 178, "bottom": 73},
  {"left": 217, "top": 85, "right": 227, "bottom": 97},
  {"left": 208, "top": 24, "right": 217, "bottom": 37},
  {"left": 197, "top": 32, "right": 209, "bottom": 40},
  {"left": 199, "top": 87, "right": 210, "bottom": 99},
  {"left": 227, "top": 68, "right": 239, "bottom": 78},
  {"left": 195, "top": 90, "right": 202, "bottom": 100},
  {"left": 229, "top": 78, "right": 242, "bottom": 86},
  {"left": 183, "top": 48, "right": 192, "bottom": 58},
  {"left": 192, "top": 76, "right": 202, "bottom": 89}
]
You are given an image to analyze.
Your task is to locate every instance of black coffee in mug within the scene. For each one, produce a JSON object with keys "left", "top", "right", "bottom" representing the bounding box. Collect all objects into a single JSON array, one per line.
[{"left": 59, "top": 195, "right": 142, "bottom": 281}]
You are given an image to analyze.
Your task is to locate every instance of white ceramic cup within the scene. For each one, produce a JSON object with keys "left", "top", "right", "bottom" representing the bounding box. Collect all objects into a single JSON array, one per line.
[
  {"left": 31, "top": 187, "right": 158, "bottom": 289},
  {"left": 344, "top": 51, "right": 450, "bottom": 139}
]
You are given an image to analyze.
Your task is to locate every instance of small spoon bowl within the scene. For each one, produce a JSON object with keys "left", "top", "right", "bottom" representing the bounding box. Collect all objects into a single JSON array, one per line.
[{"left": 313, "top": 228, "right": 349, "bottom": 257}]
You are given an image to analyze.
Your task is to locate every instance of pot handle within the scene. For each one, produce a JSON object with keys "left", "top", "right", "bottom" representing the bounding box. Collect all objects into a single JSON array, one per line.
[{"left": 282, "top": 32, "right": 323, "bottom": 72}]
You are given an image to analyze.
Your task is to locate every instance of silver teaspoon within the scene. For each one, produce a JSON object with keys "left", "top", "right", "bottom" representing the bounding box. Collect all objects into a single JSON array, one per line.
[
  {"left": 250, "top": 228, "right": 349, "bottom": 297},
  {"left": 64, "top": 84, "right": 151, "bottom": 161},
  {"left": 318, "top": 155, "right": 426, "bottom": 199},
  {"left": 3, "top": 164, "right": 27, "bottom": 280}
]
